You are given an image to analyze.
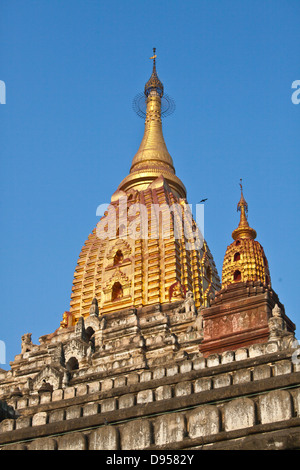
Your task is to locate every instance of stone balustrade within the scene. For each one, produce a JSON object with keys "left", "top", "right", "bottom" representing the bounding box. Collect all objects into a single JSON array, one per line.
[{"left": 1, "top": 388, "right": 300, "bottom": 450}]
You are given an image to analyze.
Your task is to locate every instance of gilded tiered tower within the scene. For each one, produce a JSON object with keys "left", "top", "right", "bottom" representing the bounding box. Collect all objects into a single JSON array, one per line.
[
  {"left": 64, "top": 51, "right": 220, "bottom": 327},
  {"left": 222, "top": 181, "right": 271, "bottom": 288},
  {"left": 200, "top": 181, "right": 294, "bottom": 356}
]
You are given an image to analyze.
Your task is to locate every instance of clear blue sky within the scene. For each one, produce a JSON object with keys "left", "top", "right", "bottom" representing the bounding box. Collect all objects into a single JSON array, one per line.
[{"left": 1, "top": 0, "right": 299, "bottom": 366}]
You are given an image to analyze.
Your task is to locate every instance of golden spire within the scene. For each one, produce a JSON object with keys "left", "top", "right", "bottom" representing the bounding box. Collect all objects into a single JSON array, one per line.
[
  {"left": 222, "top": 180, "right": 271, "bottom": 288},
  {"left": 118, "top": 48, "right": 186, "bottom": 198},
  {"left": 232, "top": 180, "right": 257, "bottom": 240}
]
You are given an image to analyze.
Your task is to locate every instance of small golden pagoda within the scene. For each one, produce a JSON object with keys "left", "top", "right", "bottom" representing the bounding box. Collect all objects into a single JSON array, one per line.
[
  {"left": 222, "top": 181, "right": 271, "bottom": 288},
  {"left": 63, "top": 50, "right": 221, "bottom": 327}
]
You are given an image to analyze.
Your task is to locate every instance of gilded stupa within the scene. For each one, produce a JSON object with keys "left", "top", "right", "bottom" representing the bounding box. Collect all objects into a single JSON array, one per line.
[
  {"left": 222, "top": 180, "right": 271, "bottom": 288},
  {"left": 0, "top": 50, "right": 298, "bottom": 452},
  {"left": 64, "top": 50, "right": 220, "bottom": 326}
]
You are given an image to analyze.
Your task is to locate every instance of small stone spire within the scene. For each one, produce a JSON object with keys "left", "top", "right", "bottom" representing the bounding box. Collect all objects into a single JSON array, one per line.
[
  {"left": 232, "top": 180, "right": 257, "bottom": 240},
  {"left": 89, "top": 297, "right": 99, "bottom": 317}
]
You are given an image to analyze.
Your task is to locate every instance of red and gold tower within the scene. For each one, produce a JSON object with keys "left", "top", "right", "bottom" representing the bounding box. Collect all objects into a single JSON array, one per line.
[
  {"left": 200, "top": 183, "right": 295, "bottom": 356},
  {"left": 222, "top": 181, "right": 271, "bottom": 288}
]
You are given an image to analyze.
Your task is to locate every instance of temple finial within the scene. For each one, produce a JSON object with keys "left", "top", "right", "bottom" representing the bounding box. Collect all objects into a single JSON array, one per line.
[
  {"left": 232, "top": 180, "right": 257, "bottom": 240},
  {"left": 150, "top": 47, "right": 157, "bottom": 66},
  {"left": 144, "top": 47, "right": 163, "bottom": 97},
  {"left": 237, "top": 178, "right": 248, "bottom": 214}
]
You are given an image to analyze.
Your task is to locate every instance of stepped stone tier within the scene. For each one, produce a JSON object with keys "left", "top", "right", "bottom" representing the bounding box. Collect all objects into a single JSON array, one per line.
[{"left": 0, "top": 51, "right": 299, "bottom": 451}]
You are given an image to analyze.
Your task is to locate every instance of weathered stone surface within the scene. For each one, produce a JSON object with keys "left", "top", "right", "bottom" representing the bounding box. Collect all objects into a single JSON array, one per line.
[
  {"left": 32, "top": 411, "right": 47, "bottom": 426},
  {"left": 114, "top": 376, "right": 126, "bottom": 388},
  {"left": 15, "top": 416, "right": 31, "bottom": 429},
  {"left": 136, "top": 389, "right": 153, "bottom": 404},
  {"left": 58, "top": 432, "right": 87, "bottom": 450},
  {"left": 89, "top": 426, "right": 119, "bottom": 450},
  {"left": 127, "top": 373, "right": 139, "bottom": 385},
  {"left": 221, "top": 351, "right": 235, "bottom": 364},
  {"left": 233, "top": 368, "right": 252, "bottom": 384},
  {"left": 121, "top": 419, "right": 152, "bottom": 450},
  {"left": 194, "top": 377, "right": 211, "bottom": 393},
  {"left": 291, "top": 388, "right": 300, "bottom": 417},
  {"left": 153, "top": 367, "right": 165, "bottom": 380},
  {"left": 274, "top": 360, "right": 292, "bottom": 377},
  {"left": 119, "top": 394, "right": 135, "bottom": 409},
  {"left": 265, "top": 342, "right": 279, "bottom": 354},
  {"left": 140, "top": 371, "right": 152, "bottom": 382},
  {"left": 180, "top": 361, "right": 192, "bottom": 374},
  {"left": 64, "top": 387, "right": 75, "bottom": 400},
  {"left": 224, "top": 398, "right": 256, "bottom": 431},
  {"left": 76, "top": 384, "right": 88, "bottom": 396},
  {"left": 2, "top": 443, "right": 27, "bottom": 450},
  {"left": 82, "top": 402, "right": 100, "bottom": 416},
  {"left": 88, "top": 381, "right": 100, "bottom": 393},
  {"left": 0, "top": 419, "right": 14, "bottom": 433},
  {"left": 17, "top": 398, "right": 28, "bottom": 409},
  {"left": 102, "top": 378, "right": 113, "bottom": 391},
  {"left": 213, "top": 373, "right": 231, "bottom": 389},
  {"left": 206, "top": 354, "right": 220, "bottom": 367},
  {"left": 28, "top": 395, "right": 40, "bottom": 406},
  {"left": 155, "top": 385, "right": 172, "bottom": 401},
  {"left": 188, "top": 405, "right": 220, "bottom": 438},
  {"left": 166, "top": 365, "right": 178, "bottom": 376},
  {"left": 52, "top": 389, "right": 63, "bottom": 401},
  {"left": 249, "top": 344, "right": 265, "bottom": 358},
  {"left": 40, "top": 391, "right": 52, "bottom": 404},
  {"left": 49, "top": 409, "right": 65, "bottom": 423},
  {"left": 253, "top": 365, "right": 271, "bottom": 381},
  {"left": 175, "top": 381, "right": 192, "bottom": 397},
  {"left": 259, "top": 390, "right": 292, "bottom": 424},
  {"left": 192, "top": 357, "right": 206, "bottom": 370},
  {"left": 235, "top": 348, "right": 248, "bottom": 361},
  {"left": 101, "top": 398, "right": 116, "bottom": 413},
  {"left": 27, "top": 437, "right": 57, "bottom": 450},
  {"left": 154, "top": 413, "right": 186, "bottom": 446},
  {"left": 66, "top": 405, "right": 82, "bottom": 420}
]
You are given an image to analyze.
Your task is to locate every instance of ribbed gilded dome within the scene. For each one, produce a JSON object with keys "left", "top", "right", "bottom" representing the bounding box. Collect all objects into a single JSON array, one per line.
[
  {"left": 222, "top": 183, "right": 271, "bottom": 288},
  {"left": 66, "top": 179, "right": 220, "bottom": 325}
]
